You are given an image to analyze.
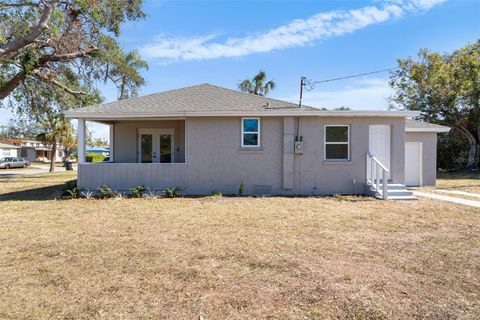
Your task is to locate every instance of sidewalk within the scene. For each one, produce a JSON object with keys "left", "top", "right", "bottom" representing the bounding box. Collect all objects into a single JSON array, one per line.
[{"left": 413, "top": 191, "right": 480, "bottom": 208}]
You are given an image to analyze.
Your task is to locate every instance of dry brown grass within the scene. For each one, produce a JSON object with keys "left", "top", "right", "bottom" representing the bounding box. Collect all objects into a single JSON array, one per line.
[
  {"left": 0, "top": 173, "right": 479, "bottom": 319},
  {"left": 436, "top": 171, "right": 480, "bottom": 192}
]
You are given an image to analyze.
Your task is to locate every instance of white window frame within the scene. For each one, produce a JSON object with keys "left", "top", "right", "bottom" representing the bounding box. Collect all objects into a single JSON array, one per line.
[
  {"left": 324, "top": 125, "right": 350, "bottom": 161},
  {"left": 241, "top": 117, "right": 261, "bottom": 148},
  {"left": 137, "top": 129, "right": 175, "bottom": 163}
]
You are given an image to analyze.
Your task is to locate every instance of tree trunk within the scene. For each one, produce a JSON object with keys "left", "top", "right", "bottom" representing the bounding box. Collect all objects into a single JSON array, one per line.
[
  {"left": 49, "top": 139, "right": 57, "bottom": 173},
  {"left": 458, "top": 125, "right": 478, "bottom": 169}
]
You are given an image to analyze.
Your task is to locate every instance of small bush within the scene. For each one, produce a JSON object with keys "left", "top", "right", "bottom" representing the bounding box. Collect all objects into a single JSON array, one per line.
[
  {"left": 131, "top": 185, "right": 145, "bottom": 198},
  {"left": 98, "top": 185, "right": 116, "bottom": 199},
  {"left": 86, "top": 153, "right": 107, "bottom": 163},
  {"left": 163, "top": 187, "right": 181, "bottom": 198},
  {"left": 238, "top": 177, "right": 245, "bottom": 196},
  {"left": 63, "top": 180, "right": 81, "bottom": 199},
  {"left": 210, "top": 191, "right": 222, "bottom": 198}
]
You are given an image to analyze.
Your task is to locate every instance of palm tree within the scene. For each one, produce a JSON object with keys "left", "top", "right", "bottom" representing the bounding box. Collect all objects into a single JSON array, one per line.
[
  {"left": 38, "top": 114, "right": 75, "bottom": 172},
  {"left": 238, "top": 70, "right": 276, "bottom": 96},
  {"left": 105, "top": 50, "right": 149, "bottom": 100}
]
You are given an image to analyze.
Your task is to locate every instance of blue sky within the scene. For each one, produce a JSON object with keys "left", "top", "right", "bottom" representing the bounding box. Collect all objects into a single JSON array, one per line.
[{"left": 1, "top": 0, "right": 479, "bottom": 140}]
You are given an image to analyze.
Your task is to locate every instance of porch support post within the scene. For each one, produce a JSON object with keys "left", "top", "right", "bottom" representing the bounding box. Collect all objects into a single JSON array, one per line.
[
  {"left": 109, "top": 123, "right": 114, "bottom": 162},
  {"left": 78, "top": 118, "right": 86, "bottom": 164}
]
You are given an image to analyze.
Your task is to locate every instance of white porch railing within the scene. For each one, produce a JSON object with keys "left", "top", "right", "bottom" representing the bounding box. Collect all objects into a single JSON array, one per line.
[{"left": 366, "top": 152, "right": 389, "bottom": 200}]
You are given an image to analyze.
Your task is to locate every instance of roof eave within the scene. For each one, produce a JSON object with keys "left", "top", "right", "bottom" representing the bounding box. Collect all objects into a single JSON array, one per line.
[
  {"left": 64, "top": 110, "right": 421, "bottom": 119},
  {"left": 405, "top": 127, "right": 451, "bottom": 133}
]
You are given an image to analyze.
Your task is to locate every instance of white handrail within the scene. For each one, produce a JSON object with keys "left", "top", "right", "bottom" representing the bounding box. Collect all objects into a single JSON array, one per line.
[{"left": 366, "top": 152, "right": 390, "bottom": 200}]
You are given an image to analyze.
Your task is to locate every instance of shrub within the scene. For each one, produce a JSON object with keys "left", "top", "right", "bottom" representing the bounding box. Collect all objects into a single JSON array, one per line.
[
  {"left": 63, "top": 180, "right": 81, "bottom": 199},
  {"left": 97, "top": 185, "right": 116, "bottom": 199},
  {"left": 163, "top": 187, "right": 181, "bottom": 198},
  {"left": 210, "top": 191, "right": 222, "bottom": 198},
  {"left": 238, "top": 177, "right": 245, "bottom": 196},
  {"left": 131, "top": 185, "right": 145, "bottom": 198},
  {"left": 85, "top": 153, "right": 107, "bottom": 163}
]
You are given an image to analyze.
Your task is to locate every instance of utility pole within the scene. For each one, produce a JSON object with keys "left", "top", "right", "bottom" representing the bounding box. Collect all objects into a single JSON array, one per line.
[{"left": 298, "top": 76, "right": 306, "bottom": 108}]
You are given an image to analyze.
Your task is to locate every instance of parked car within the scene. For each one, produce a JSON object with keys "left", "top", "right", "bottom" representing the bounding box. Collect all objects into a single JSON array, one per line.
[{"left": 0, "top": 157, "right": 31, "bottom": 169}]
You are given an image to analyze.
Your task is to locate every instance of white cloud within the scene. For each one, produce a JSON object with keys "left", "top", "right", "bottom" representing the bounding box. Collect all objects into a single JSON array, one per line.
[
  {"left": 141, "top": 0, "right": 445, "bottom": 62},
  {"left": 281, "top": 78, "right": 394, "bottom": 110}
]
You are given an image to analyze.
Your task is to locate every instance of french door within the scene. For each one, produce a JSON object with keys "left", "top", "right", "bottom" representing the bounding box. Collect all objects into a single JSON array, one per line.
[{"left": 138, "top": 129, "right": 174, "bottom": 163}]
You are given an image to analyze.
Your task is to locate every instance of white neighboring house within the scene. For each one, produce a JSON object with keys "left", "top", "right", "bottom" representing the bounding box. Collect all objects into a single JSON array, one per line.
[{"left": 0, "top": 142, "right": 21, "bottom": 158}]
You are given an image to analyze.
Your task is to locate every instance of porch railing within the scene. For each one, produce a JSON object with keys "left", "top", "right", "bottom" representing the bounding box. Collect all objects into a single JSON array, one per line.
[{"left": 366, "top": 152, "right": 389, "bottom": 200}]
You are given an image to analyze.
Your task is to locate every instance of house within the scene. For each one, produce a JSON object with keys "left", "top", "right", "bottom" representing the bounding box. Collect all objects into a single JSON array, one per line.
[
  {"left": 0, "top": 138, "right": 66, "bottom": 162},
  {"left": 0, "top": 142, "right": 21, "bottom": 158},
  {"left": 64, "top": 84, "right": 449, "bottom": 199}
]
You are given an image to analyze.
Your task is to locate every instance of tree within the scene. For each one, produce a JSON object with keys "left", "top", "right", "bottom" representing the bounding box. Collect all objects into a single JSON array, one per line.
[
  {"left": 0, "top": 118, "right": 39, "bottom": 139},
  {"left": 389, "top": 40, "right": 480, "bottom": 169},
  {"left": 334, "top": 106, "right": 351, "bottom": 110},
  {"left": 104, "top": 50, "right": 149, "bottom": 99},
  {"left": 238, "top": 70, "right": 276, "bottom": 96},
  {"left": 0, "top": 0, "right": 146, "bottom": 102},
  {"left": 37, "top": 113, "right": 74, "bottom": 172}
]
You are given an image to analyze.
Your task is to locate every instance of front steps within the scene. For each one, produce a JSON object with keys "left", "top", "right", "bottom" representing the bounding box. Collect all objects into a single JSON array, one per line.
[{"left": 369, "top": 183, "right": 417, "bottom": 200}]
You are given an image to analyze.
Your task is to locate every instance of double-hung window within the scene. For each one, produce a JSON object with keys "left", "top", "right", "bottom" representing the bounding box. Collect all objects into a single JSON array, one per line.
[
  {"left": 242, "top": 118, "right": 260, "bottom": 147},
  {"left": 325, "top": 125, "right": 350, "bottom": 160}
]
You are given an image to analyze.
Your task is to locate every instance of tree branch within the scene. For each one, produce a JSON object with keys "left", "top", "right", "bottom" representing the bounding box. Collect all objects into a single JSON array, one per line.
[
  {"left": 39, "top": 46, "right": 98, "bottom": 63},
  {"left": 0, "top": 0, "right": 61, "bottom": 59},
  {"left": 0, "top": 71, "right": 27, "bottom": 99},
  {"left": 32, "top": 70, "right": 85, "bottom": 96}
]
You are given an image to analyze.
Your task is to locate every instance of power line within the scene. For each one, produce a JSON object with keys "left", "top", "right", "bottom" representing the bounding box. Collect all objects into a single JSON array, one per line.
[{"left": 302, "top": 67, "right": 398, "bottom": 91}]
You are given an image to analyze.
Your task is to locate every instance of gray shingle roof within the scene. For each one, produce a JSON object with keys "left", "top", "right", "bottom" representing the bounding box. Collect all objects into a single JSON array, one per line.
[
  {"left": 66, "top": 83, "right": 317, "bottom": 116},
  {"left": 405, "top": 119, "right": 450, "bottom": 132}
]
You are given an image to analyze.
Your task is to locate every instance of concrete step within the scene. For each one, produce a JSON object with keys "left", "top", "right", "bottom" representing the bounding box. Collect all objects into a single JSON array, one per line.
[
  {"left": 376, "top": 194, "right": 417, "bottom": 200},
  {"left": 370, "top": 183, "right": 417, "bottom": 200}
]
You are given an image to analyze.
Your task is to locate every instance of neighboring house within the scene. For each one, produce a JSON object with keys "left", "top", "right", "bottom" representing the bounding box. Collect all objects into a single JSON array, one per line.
[
  {"left": 0, "top": 142, "right": 21, "bottom": 158},
  {"left": 0, "top": 138, "right": 65, "bottom": 162},
  {"left": 64, "top": 84, "right": 449, "bottom": 199}
]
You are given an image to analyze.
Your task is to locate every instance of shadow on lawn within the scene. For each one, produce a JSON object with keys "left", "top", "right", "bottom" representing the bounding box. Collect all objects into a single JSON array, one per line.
[{"left": 0, "top": 183, "right": 64, "bottom": 201}]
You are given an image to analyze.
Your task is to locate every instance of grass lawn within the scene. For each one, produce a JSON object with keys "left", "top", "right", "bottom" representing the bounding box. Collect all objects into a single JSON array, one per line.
[
  {"left": 0, "top": 172, "right": 479, "bottom": 319},
  {"left": 436, "top": 170, "right": 480, "bottom": 193}
]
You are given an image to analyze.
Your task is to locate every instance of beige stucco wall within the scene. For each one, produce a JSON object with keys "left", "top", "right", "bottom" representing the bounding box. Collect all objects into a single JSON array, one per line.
[
  {"left": 184, "top": 116, "right": 405, "bottom": 195},
  {"left": 405, "top": 131, "right": 438, "bottom": 186}
]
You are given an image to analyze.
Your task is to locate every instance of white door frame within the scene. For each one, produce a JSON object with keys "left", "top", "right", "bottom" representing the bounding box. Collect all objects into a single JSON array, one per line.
[
  {"left": 405, "top": 142, "right": 423, "bottom": 186},
  {"left": 138, "top": 129, "right": 175, "bottom": 163}
]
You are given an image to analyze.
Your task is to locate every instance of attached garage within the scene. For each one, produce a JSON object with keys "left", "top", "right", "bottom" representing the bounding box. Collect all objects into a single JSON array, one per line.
[{"left": 405, "top": 120, "right": 450, "bottom": 187}]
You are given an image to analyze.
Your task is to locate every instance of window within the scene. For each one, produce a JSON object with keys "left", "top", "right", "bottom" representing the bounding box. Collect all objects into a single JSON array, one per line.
[
  {"left": 241, "top": 118, "right": 260, "bottom": 147},
  {"left": 324, "top": 125, "right": 349, "bottom": 160}
]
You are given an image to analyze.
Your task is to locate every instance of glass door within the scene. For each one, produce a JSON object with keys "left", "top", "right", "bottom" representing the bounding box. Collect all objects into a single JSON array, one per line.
[
  {"left": 159, "top": 133, "right": 173, "bottom": 163},
  {"left": 139, "top": 130, "right": 174, "bottom": 163},
  {"left": 140, "top": 132, "right": 154, "bottom": 163}
]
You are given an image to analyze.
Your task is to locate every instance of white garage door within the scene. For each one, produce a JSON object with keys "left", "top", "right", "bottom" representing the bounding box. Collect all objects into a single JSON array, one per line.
[{"left": 405, "top": 142, "right": 422, "bottom": 186}]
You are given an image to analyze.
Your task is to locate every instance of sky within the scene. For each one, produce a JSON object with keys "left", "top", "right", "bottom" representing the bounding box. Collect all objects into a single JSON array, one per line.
[{"left": 1, "top": 0, "right": 479, "bottom": 140}]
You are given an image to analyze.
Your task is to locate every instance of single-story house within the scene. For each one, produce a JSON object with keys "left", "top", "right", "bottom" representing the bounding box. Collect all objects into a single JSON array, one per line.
[
  {"left": 0, "top": 142, "right": 21, "bottom": 158},
  {"left": 64, "top": 84, "right": 449, "bottom": 199},
  {"left": 0, "top": 138, "right": 65, "bottom": 162}
]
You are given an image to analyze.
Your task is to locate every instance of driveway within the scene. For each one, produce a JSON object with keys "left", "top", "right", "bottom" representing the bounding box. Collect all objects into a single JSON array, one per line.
[{"left": 0, "top": 165, "right": 68, "bottom": 177}]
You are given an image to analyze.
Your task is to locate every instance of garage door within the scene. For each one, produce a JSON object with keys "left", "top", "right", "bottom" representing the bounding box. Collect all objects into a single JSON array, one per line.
[{"left": 405, "top": 142, "right": 422, "bottom": 186}]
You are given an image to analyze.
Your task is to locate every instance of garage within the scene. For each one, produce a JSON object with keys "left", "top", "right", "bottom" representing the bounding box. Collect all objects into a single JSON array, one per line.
[{"left": 405, "top": 120, "right": 450, "bottom": 187}]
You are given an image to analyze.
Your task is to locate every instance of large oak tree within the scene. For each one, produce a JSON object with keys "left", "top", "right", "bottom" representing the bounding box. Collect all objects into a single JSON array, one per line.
[
  {"left": 390, "top": 40, "right": 480, "bottom": 169},
  {"left": 0, "top": 0, "right": 146, "bottom": 102}
]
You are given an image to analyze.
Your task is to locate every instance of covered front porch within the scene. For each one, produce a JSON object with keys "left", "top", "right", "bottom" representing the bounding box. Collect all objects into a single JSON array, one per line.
[{"left": 77, "top": 118, "right": 188, "bottom": 191}]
